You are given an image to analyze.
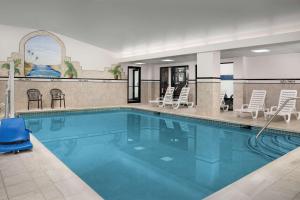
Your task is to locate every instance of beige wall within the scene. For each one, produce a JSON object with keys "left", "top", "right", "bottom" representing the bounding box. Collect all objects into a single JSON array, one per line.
[
  {"left": 140, "top": 81, "right": 160, "bottom": 104},
  {"left": 242, "top": 83, "right": 300, "bottom": 110},
  {"left": 197, "top": 82, "right": 220, "bottom": 115},
  {"left": 0, "top": 80, "right": 127, "bottom": 111}
]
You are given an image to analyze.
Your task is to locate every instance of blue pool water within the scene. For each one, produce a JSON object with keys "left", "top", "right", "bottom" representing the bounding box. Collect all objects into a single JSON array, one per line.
[{"left": 22, "top": 109, "right": 300, "bottom": 200}]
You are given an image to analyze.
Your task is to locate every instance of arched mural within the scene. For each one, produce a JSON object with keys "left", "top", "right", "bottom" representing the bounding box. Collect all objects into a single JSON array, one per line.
[
  {"left": 24, "top": 35, "right": 62, "bottom": 77},
  {"left": 0, "top": 30, "right": 121, "bottom": 79}
]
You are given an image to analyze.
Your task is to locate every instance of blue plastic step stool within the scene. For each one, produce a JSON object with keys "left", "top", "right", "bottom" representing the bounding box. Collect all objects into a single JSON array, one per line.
[{"left": 0, "top": 118, "right": 33, "bottom": 153}]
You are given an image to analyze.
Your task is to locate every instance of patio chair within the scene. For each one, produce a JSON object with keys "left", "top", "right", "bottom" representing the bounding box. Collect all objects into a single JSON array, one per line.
[
  {"left": 50, "top": 88, "right": 66, "bottom": 108},
  {"left": 235, "top": 90, "right": 266, "bottom": 119},
  {"left": 0, "top": 118, "right": 33, "bottom": 153},
  {"left": 167, "top": 87, "right": 194, "bottom": 109},
  {"left": 264, "top": 90, "right": 300, "bottom": 123},
  {"left": 220, "top": 91, "right": 229, "bottom": 111},
  {"left": 161, "top": 87, "right": 176, "bottom": 108},
  {"left": 27, "top": 89, "right": 43, "bottom": 110},
  {"left": 149, "top": 87, "right": 175, "bottom": 107}
]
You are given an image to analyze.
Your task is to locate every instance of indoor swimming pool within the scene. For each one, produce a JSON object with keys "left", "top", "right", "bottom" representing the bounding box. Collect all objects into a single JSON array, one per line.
[{"left": 21, "top": 109, "right": 300, "bottom": 200}]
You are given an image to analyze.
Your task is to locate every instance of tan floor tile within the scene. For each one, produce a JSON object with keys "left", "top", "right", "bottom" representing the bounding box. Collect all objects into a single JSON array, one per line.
[
  {"left": 268, "top": 179, "right": 300, "bottom": 196},
  {"left": 0, "top": 178, "right": 4, "bottom": 189},
  {"left": 253, "top": 189, "right": 295, "bottom": 200},
  {"left": 1, "top": 164, "right": 27, "bottom": 178},
  {"left": 3, "top": 172, "right": 32, "bottom": 186},
  {"left": 205, "top": 187, "right": 251, "bottom": 200},
  {"left": 33, "top": 175, "right": 53, "bottom": 188},
  {"left": 0, "top": 187, "right": 8, "bottom": 200},
  {"left": 45, "top": 169, "right": 73, "bottom": 183},
  {"left": 10, "top": 191, "right": 45, "bottom": 200},
  {"left": 6, "top": 180, "right": 38, "bottom": 198},
  {"left": 54, "top": 177, "right": 86, "bottom": 198},
  {"left": 293, "top": 192, "right": 300, "bottom": 200},
  {"left": 65, "top": 192, "right": 104, "bottom": 200},
  {"left": 40, "top": 185, "right": 64, "bottom": 200}
]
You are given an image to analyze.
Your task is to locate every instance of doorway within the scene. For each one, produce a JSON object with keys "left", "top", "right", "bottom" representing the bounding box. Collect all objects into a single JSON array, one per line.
[
  {"left": 160, "top": 66, "right": 188, "bottom": 98},
  {"left": 128, "top": 66, "right": 141, "bottom": 103},
  {"left": 171, "top": 66, "right": 188, "bottom": 97},
  {"left": 160, "top": 67, "right": 169, "bottom": 97},
  {"left": 220, "top": 62, "right": 234, "bottom": 110}
]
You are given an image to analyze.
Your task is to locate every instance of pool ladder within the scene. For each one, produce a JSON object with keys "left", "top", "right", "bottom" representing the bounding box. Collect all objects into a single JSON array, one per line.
[{"left": 256, "top": 97, "right": 300, "bottom": 139}]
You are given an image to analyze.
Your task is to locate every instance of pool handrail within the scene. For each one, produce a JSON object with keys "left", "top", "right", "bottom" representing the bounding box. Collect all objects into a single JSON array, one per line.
[{"left": 256, "top": 96, "right": 300, "bottom": 139}]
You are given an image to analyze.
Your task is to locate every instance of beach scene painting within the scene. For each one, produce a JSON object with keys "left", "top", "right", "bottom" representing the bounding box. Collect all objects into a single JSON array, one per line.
[{"left": 25, "top": 35, "right": 62, "bottom": 78}]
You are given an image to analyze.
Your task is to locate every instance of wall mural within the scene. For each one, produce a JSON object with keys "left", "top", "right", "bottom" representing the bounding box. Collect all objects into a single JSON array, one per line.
[
  {"left": 0, "top": 30, "right": 121, "bottom": 79},
  {"left": 24, "top": 35, "right": 63, "bottom": 78}
]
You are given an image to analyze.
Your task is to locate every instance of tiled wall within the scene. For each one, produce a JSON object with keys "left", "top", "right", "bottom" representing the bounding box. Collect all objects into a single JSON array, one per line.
[
  {"left": 242, "top": 83, "right": 300, "bottom": 110},
  {"left": 0, "top": 80, "right": 127, "bottom": 111},
  {"left": 197, "top": 82, "right": 220, "bottom": 115},
  {"left": 141, "top": 81, "right": 160, "bottom": 104}
]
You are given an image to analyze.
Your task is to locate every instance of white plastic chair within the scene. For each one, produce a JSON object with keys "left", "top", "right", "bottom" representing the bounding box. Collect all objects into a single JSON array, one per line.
[
  {"left": 220, "top": 91, "right": 229, "bottom": 111},
  {"left": 149, "top": 87, "right": 174, "bottom": 107},
  {"left": 235, "top": 90, "right": 266, "bottom": 119},
  {"left": 161, "top": 87, "right": 176, "bottom": 108},
  {"left": 166, "top": 87, "right": 194, "bottom": 109},
  {"left": 264, "top": 90, "right": 300, "bottom": 123}
]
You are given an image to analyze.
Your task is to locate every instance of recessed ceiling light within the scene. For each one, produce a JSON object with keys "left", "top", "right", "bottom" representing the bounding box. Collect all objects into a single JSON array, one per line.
[
  {"left": 135, "top": 62, "right": 145, "bottom": 65},
  {"left": 251, "top": 49, "right": 270, "bottom": 53},
  {"left": 161, "top": 59, "right": 174, "bottom": 62}
]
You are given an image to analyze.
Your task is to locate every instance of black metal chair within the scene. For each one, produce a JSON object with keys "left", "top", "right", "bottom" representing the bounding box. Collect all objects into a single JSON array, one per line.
[
  {"left": 50, "top": 89, "right": 66, "bottom": 108},
  {"left": 27, "top": 89, "right": 43, "bottom": 110}
]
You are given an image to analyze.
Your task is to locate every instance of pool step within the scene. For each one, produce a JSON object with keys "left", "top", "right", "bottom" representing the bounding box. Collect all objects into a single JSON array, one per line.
[
  {"left": 247, "top": 134, "right": 300, "bottom": 160},
  {"left": 273, "top": 136, "right": 297, "bottom": 151},
  {"left": 285, "top": 135, "right": 300, "bottom": 146}
]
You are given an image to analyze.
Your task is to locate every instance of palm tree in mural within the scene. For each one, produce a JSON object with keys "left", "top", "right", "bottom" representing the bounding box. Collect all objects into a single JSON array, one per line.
[
  {"left": 64, "top": 60, "right": 78, "bottom": 78},
  {"left": 1, "top": 59, "right": 21, "bottom": 75}
]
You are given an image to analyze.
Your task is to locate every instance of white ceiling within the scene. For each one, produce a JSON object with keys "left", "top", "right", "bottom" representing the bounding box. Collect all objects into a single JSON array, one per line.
[
  {"left": 0, "top": 0, "right": 300, "bottom": 57},
  {"left": 131, "top": 54, "right": 197, "bottom": 65},
  {"left": 128, "top": 41, "right": 300, "bottom": 65},
  {"left": 221, "top": 41, "right": 300, "bottom": 58}
]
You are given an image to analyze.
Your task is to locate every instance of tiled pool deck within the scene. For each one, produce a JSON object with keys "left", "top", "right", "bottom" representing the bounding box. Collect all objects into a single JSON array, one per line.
[
  {"left": 1, "top": 105, "right": 300, "bottom": 200},
  {"left": 0, "top": 136, "right": 102, "bottom": 200}
]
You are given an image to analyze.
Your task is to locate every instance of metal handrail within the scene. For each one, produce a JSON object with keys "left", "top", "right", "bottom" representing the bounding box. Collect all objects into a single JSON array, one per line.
[{"left": 256, "top": 97, "right": 300, "bottom": 139}]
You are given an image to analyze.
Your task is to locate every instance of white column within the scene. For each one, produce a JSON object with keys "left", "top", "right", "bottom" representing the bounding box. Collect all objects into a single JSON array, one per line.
[
  {"left": 196, "top": 51, "right": 220, "bottom": 115},
  {"left": 9, "top": 61, "right": 15, "bottom": 118},
  {"left": 233, "top": 57, "right": 246, "bottom": 110}
]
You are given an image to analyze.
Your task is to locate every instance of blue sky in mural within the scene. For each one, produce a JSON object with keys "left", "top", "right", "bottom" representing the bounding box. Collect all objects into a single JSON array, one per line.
[{"left": 25, "top": 35, "right": 61, "bottom": 65}]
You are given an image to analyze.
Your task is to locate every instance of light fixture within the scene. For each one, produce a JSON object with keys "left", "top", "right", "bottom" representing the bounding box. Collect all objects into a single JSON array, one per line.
[
  {"left": 161, "top": 59, "right": 174, "bottom": 62},
  {"left": 251, "top": 49, "right": 270, "bottom": 53},
  {"left": 135, "top": 62, "right": 145, "bottom": 65}
]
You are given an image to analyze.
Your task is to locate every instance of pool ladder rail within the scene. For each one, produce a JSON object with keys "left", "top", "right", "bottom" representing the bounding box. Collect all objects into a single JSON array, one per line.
[{"left": 256, "top": 97, "right": 300, "bottom": 139}]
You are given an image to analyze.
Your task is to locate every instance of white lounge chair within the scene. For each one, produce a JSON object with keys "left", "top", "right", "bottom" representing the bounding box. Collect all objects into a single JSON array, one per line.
[
  {"left": 165, "top": 87, "right": 194, "bottom": 109},
  {"left": 235, "top": 90, "right": 266, "bottom": 119},
  {"left": 149, "top": 87, "right": 174, "bottom": 107},
  {"left": 220, "top": 91, "right": 229, "bottom": 111},
  {"left": 264, "top": 90, "right": 300, "bottom": 123}
]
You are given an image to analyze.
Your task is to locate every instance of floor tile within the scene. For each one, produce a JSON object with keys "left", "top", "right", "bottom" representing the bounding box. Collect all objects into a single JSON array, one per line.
[
  {"left": 10, "top": 191, "right": 45, "bottom": 200},
  {"left": 40, "top": 185, "right": 64, "bottom": 200},
  {"left": 3, "top": 172, "right": 32, "bottom": 186},
  {"left": 6, "top": 180, "right": 38, "bottom": 198}
]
